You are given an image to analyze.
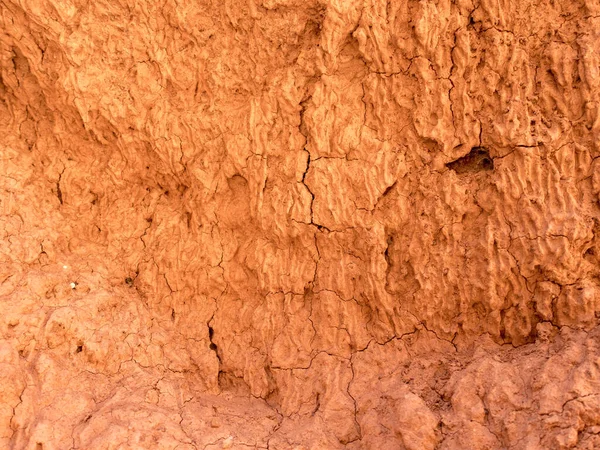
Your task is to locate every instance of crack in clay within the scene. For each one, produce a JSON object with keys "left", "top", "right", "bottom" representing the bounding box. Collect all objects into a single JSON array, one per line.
[
  {"left": 3, "top": 1, "right": 600, "bottom": 448},
  {"left": 56, "top": 168, "right": 65, "bottom": 205}
]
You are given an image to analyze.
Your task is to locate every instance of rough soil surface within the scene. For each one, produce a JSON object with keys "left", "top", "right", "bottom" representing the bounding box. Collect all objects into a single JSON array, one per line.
[{"left": 2, "top": 0, "right": 600, "bottom": 448}]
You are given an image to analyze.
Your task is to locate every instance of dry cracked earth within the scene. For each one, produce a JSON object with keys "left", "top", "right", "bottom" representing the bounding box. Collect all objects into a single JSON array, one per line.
[{"left": 2, "top": 0, "right": 600, "bottom": 448}]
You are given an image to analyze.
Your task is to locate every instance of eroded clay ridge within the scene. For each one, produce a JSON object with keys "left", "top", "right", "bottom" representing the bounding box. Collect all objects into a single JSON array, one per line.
[{"left": 1, "top": 0, "right": 600, "bottom": 448}]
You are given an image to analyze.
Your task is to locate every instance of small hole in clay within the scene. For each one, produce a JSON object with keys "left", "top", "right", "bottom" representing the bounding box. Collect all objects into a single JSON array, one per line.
[
  {"left": 208, "top": 326, "right": 218, "bottom": 352},
  {"left": 446, "top": 147, "right": 494, "bottom": 174},
  {"left": 481, "top": 157, "right": 493, "bottom": 170}
]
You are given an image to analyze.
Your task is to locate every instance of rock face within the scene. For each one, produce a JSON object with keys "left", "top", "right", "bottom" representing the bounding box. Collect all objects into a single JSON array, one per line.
[{"left": 1, "top": 0, "right": 600, "bottom": 448}]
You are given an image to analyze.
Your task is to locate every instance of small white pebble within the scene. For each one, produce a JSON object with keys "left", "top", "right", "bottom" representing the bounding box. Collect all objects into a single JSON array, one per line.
[
  {"left": 222, "top": 436, "right": 234, "bottom": 449},
  {"left": 70, "top": 282, "right": 77, "bottom": 289},
  {"left": 63, "top": 265, "right": 68, "bottom": 269}
]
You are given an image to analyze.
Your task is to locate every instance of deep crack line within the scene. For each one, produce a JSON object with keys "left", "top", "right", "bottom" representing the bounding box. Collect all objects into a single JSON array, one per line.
[
  {"left": 298, "top": 94, "right": 331, "bottom": 232},
  {"left": 56, "top": 168, "right": 65, "bottom": 205},
  {"left": 301, "top": 149, "right": 316, "bottom": 225}
]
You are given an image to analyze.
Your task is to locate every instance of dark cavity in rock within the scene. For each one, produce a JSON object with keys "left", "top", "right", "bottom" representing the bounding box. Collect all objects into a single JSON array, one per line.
[{"left": 446, "top": 147, "right": 494, "bottom": 174}]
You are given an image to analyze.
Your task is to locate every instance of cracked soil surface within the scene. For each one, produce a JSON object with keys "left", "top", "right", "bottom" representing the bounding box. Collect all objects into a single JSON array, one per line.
[{"left": 2, "top": 0, "right": 600, "bottom": 448}]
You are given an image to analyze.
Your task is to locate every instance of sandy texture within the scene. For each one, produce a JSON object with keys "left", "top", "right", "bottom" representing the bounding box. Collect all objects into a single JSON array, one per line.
[{"left": 2, "top": 0, "right": 600, "bottom": 448}]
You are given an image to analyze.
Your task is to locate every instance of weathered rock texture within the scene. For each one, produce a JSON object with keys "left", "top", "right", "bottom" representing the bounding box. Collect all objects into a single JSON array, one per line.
[{"left": 2, "top": 0, "right": 600, "bottom": 448}]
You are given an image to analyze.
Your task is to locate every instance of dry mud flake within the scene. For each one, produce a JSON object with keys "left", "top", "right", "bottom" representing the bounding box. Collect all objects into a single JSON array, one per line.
[{"left": 2, "top": 0, "right": 600, "bottom": 449}]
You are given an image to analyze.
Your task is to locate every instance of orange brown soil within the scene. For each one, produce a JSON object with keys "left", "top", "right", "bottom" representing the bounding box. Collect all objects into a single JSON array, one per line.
[{"left": 1, "top": 0, "right": 600, "bottom": 448}]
